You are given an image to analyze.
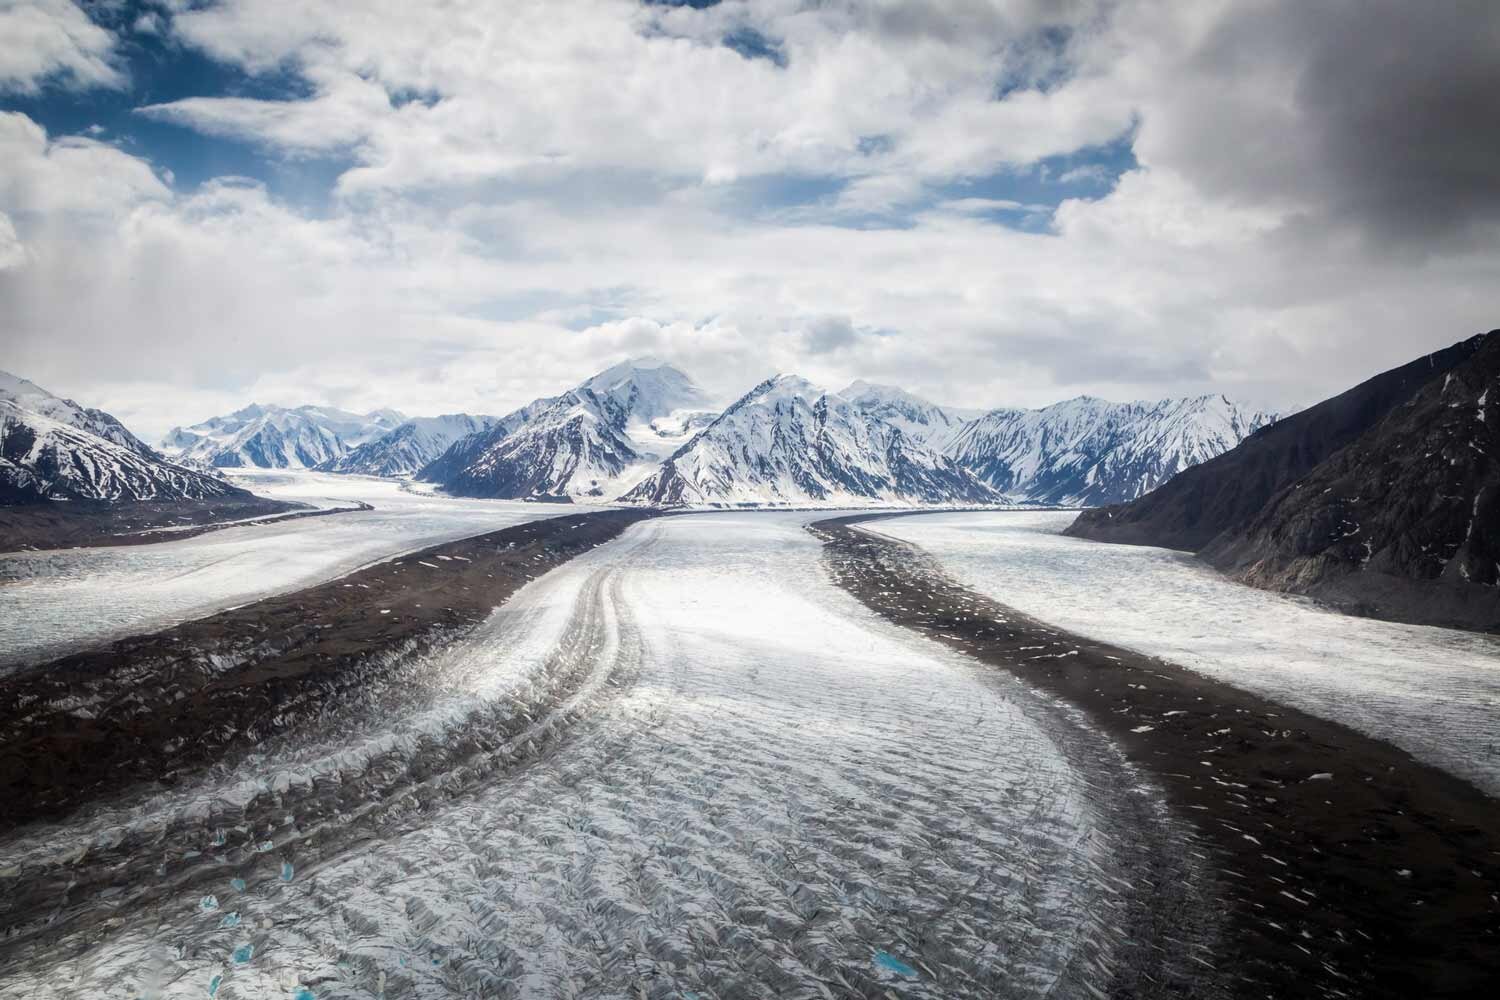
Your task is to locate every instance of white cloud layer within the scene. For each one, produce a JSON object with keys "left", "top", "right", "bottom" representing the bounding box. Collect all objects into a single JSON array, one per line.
[
  {"left": 3, "top": 0, "right": 1499, "bottom": 441},
  {"left": 0, "top": 0, "right": 124, "bottom": 93}
]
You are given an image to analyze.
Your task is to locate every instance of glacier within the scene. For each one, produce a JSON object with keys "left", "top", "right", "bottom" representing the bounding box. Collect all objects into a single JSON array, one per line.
[
  {"left": 0, "top": 512, "right": 1215, "bottom": 999},
  {"left": 868, "top": 510, "right": 1500, "bottom": 795},
  {"left": 0, "top": 470, "right": 574, "bottom": 669}
]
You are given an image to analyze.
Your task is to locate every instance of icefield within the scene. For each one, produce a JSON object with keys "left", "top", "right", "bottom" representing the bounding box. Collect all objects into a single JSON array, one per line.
[
  {"left": 0, "top": 471, "right": 572, "bottom": 668},
  {"left": 0, "top": 512, "right": 1213, "bottom": 999},
  {"left": 869, "top": 511, "right": 1500, "bottom": 796}
]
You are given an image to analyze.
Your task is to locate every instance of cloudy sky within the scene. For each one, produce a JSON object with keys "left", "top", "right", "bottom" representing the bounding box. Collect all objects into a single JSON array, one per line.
[{"left": 2, "top": 0, "right": 1497, "bottom": 439}]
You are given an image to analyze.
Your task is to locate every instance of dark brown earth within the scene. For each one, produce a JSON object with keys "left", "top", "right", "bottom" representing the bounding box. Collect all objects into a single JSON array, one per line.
[
  {"left": 0, "top": 507, "right": 653, "bottom": 832},
  {"left": 0, "top": 494, "right": 351, "bottom": 551},
  {"left": 813, "top": 513, "right": 1500, "bottom": 1000},
  {"left": 1200, "top": 334, "right": 1500, "bottom": 633}
]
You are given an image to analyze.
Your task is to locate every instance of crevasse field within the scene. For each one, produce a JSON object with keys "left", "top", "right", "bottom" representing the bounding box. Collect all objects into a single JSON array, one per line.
[
  {"left": 0, "top": 510, "right": 1214, "bottom": 999},
  {"left": 0, "top": 472, "right": 573, "bottom": 669},
  {"left": 870, "top": 511, "right": 1500, "bottom": 797}
]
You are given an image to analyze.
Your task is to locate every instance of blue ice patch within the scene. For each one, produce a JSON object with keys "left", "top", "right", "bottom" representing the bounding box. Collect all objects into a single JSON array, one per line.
[
  {"left": 230, "top": 878, "right": 247, "bottom": 893},
  {"left": 219, "top": 912, "right": 240, "bottom": 929},
  {"left": 874, "top": 950, "right": 918, "bottom": 978},
  {"left": 280, "top": 861, "right": 295, "bottom": 882},
  {"left": 257, "top": 841, "right": 274, "bottom": 853},
  {"left": 293, "top": 990, "right": 315, "bottom": 1000},
  {"left": 232, "top": 944, "right": 254, "bottom": 964},
  {"left": 200, "top": 895, "right": 219, "bottom": 911},
  {"left": 208, "top": 974, "right": 221, "bottom": 996}
]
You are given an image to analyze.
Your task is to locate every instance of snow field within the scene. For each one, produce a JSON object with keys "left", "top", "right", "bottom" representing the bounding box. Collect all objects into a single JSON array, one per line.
[
  {"left": 0, "top": 471, "right": 577, "bottom": 668},
  {"left": 869, "top": 511, "right": 1500, "bottom": 796},
  {"left": 0, "top": 512, "right": 1209, "bottom": 999}
]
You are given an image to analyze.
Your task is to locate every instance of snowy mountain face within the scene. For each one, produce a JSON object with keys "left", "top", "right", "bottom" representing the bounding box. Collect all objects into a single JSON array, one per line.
[
  {"left": 0, "top": 371, "right": 241, "bottom": 504},
  {"left": 579, "top": 357, "right": 711, "bottom": 427},
  {"left": 422, "top": 359, "right": 719, "bottom": 500},
  {"left": 842, "top": 381, "right": 980, "bottom": 450},
  {"left": 162, "top": 404, "right": 406, "bottom": 469},
  {"left": 948, "top": 394, "right": 1278, "bottom": 506},
  {"left": 436, "top": 389, "right": 639, "bottom": 498},
  {"left": 623, "top": 375, "right": 1002, "bottom": 507},
  {"left": 320, "top": 414, "right": 498, "bottom": 477}
]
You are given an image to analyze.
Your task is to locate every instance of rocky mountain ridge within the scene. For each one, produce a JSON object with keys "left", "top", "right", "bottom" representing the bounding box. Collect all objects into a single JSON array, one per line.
[
  {"left": 1069, "top": 332, "right": 1499, "bottom": 630},
  {"left": 1, "top": 372, "right": 244, "bottom": 505}
]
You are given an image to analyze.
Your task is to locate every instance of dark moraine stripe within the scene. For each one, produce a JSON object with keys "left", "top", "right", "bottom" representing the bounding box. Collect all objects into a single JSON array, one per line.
[
  {"left": 0, "top": 508, "right": 654, "bottom": 830},
  {"left": 811, "top": 513, "right": 1500, "bottom": 1000}
]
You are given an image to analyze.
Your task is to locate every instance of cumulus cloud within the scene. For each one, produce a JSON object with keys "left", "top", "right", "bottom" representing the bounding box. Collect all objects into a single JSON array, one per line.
[
  {"left": 0, "top": 0, "right": 124, "bottom": 93},
  {"left": 0, "top": 111, "right": 169, "bottom": 216},
  {"left": 1104, "top": 0, "right": 1500, "bottom": 251},
  {"left": 141, "top": 0, "right": 1132, "bottom": 196},
  {"left": 3, "top": 0, "right": 1499, "bottom": 439},
  {"left": 803, "top": 315, "right": 861, "bottom": 355},
  {"left": 0, "top": 210, "right": 25, "bottom": 269}
]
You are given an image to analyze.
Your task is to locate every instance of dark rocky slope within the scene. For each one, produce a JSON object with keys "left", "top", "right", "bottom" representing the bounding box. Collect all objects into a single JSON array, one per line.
[
  {"left": 816, "top": 515, "right": 1500, "bottom": 999},
  {"left": 1068, "top": 333, "right": 1490, "bottom": 550},
  {"left": 1203, "top": 334, "right": 1500, "bottom": 630},
  {"left": 0, "top": 508, "right": 652, "bottom": 830},
  {"left": 1068, "top": 331, "right": 1499, "bottom": 630}
]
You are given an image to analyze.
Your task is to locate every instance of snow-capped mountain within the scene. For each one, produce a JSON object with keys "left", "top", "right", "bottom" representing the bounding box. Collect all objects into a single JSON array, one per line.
[
  {"left": 1, "top": 371, "right": 242, "bottom": 504},
  {"left": 320, "top": 414, "right": 498, "bottom": 477},
  {"left": 842, "top": 381, "right": 981, "bottom": 450},
  {"left": 432, "top": 389, "right": 639, "bottom": 499},
  {"left": 162, "top": 404, "right": 406, "bottom": 469},
  {"left": 580, "top": 357, "right": 712, "bottom": 430},
  {"left": 948, "top": 394, "right": 1278, "bottom": 506},
  {"left": 622, "top": 375, "right": 1001, "bottom": 507},
  {"left": 422, "top": 359, "right": 718, "bottom": 499}
]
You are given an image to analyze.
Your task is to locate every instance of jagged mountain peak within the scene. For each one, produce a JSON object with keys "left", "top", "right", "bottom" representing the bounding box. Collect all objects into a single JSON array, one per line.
[
  {"left": 417, "top": 359, "right": 719, "bottom": 500},
  {"left": 320, "top": 412, "right": 499, "bottom": 477},
  {"left": 228, "top": 402, "right": 267, "bottom": 420},
  {"left": 2, "top": 370, "right": 156, "bottom": 459},
  {"left": 950, "top": 392, "right": 1278, "bottom": 506},
  {"left": 622, "top": 371, "right": 1000, "bottom": 508},
  {"left": 162, "top": 402, "right": 405, "bottom": 469},
  {"left": 0, "top": 370, "right": 49, "bottom": 401},
  {"left": 2, "top": 371, "right": 240, "bottom": 504},
  {"left": 841, "top": 379, "right": 981, "bottom": 449},
  {"left": 580, "top": 357, "right": 712, "bottom": 420}
]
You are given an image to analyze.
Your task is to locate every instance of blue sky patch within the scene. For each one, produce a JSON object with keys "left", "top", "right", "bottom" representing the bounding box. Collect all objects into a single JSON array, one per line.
[
  {"left": 722, "top": 27, "right": 787, "bottom": 67},
  {"left": 3, "top": 0, "right": 346, "bottom": 206}
]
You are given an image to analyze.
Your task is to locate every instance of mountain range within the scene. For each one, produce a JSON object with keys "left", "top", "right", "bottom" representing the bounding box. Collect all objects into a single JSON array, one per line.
[
  {"left": 624, "top": 375, "right": 999, "bottom": 506},
  {"left": 423, "top": 358, "right": 717, "bottom": 500},
  {"left": 161, "top": 404, "right": 406, "bottom": 469},
  {"left": 413, "top": 364, "right": 1275, "bottom": 507},
  {"left": 1069, "top": 331, "right": 1499, "bottom": 631},
  {"left": 8, "top": 337, "right": 1492, "bottom": 629},
  {"left": 321, "top": 414, "right": 500, "bottom": 477},
  {"left": 947, "top": 394, "right": 1279, "bottom": 506},
  {"left": 1, "top": 371, "right": 243, "bottom": 505},
  {"left": 137, "top": 360, "right": 1278, "bottom": 508}
]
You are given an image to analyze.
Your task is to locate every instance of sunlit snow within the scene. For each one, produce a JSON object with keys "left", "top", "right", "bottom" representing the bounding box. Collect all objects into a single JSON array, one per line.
[
  {"left": 870, "top": 511, "right": 1500, "bottom": 795},
  {"left": 0, "top": 512, "right": 1209, "bottom": 998},
  {"left": 0, "top": 470, "right": 574, "bottom": 668}
]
